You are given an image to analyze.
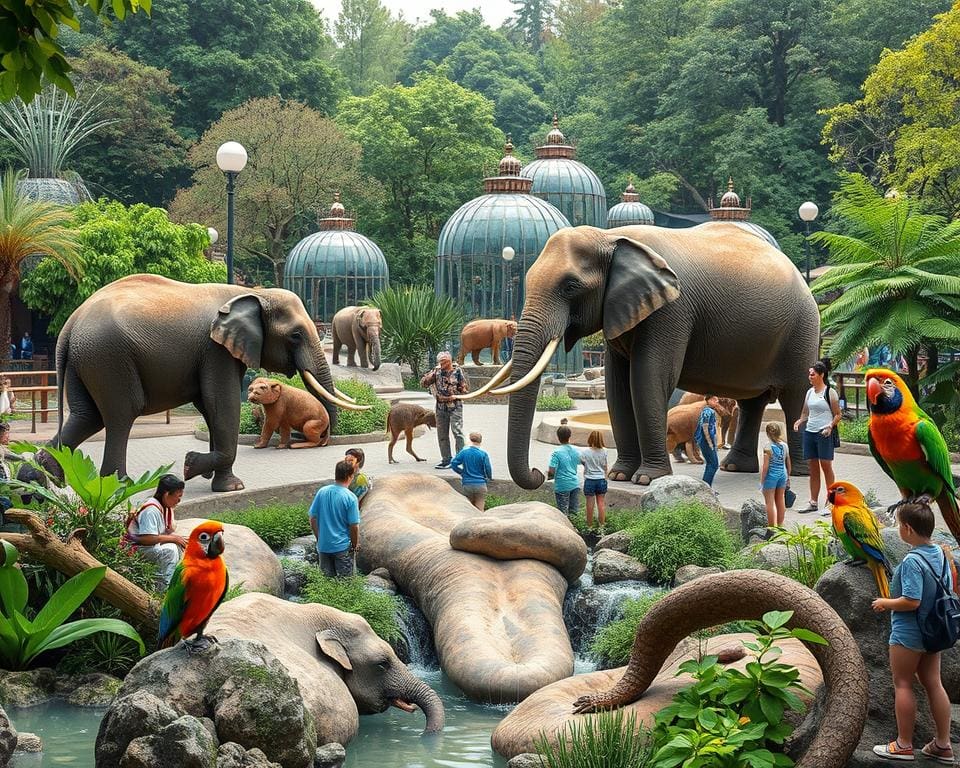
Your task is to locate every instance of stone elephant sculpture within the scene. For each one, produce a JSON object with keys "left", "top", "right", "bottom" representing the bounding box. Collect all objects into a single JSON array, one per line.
[
  {"left": 358, "top": 474, "right": 587, "bottom": 703},
  {"left": 332, "top": 305, "right": 383, "bottom": 370},
  {"left": 469, "top": 224, "right": 819, "bottom": 487},
  {"left": 457, "top": 318, "right": 517, "bottom": 366},
  {"left": 50, "top": 275, "right": 363, "bottom": 492},
  {"left": 205, "top": 593, "right": 444, "bottom": 745},
  {"left": 678, "top": 392, "right": 740, "bottom": 448}
]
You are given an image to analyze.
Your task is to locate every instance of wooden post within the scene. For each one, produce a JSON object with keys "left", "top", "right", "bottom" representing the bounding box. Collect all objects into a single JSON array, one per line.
[{"left": 40, "top": 371, "right": 48, "bottom": 424}]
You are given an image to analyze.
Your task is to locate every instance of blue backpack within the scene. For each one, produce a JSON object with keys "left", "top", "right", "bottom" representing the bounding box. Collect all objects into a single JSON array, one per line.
[{"left": 908, "top": 551, "right": 960, "bottom": 653}]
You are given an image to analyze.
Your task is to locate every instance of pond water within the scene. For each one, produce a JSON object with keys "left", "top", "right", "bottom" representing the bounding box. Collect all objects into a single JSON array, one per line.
[{"left": 8, "top": 702, "right": 103, "bottom": 768}]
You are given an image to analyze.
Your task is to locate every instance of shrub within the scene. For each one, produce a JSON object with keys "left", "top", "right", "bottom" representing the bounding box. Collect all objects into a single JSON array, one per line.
[
  {"left": 536, "top": 710, "right": 655, "bottom": 768},
  {"left": 626, "top": 501, "right": 737, "bottom": 584},
  {"left": 208, "top": 504, "right": 311, "bottom": 550},
  {"left": 758, "top": 522, "right": 837, "bottom": 589},
  {"left": 301, "top": 571, "right": 404, "bottom": 643},
  {"left": 537, "top": 394, "right": 575, "bottom": 411},
  {"left": 239, "top": 401, "right": 261, "bottom": 435},
  {"left": 581, "top": 331, "right": 605, "bottom": 350},
  {"left": 838, "top": 417, "right": 869, "bottom": 444},
  {"left": 570, "top": 507, "right": 643, "bottom": 534},
  {"left": 332, "top": 379, "right": 389, "bottom": 435},
  {"left": 484, "top": 494, "right": 508, "bottom": 509}
]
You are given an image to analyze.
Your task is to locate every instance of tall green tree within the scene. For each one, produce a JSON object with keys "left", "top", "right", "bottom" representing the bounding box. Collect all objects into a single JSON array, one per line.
[
  {"left": 335, "top": 0, "right": 411, "bottom": 95},
  {"left": 508, "top": 0, "right": 555, "bottom": 54}
]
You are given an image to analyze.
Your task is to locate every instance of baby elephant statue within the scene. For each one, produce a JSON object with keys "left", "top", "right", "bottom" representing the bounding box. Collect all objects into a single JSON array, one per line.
[
  {"left": 666, "top": 398, "right": 734, "bottom": 463},
  {"left": 247, "top": 377, "right": 330, "bottom": 449},
  {"left": 332, "top": 306, "right": 383, "bottom": 371},
  {"left": 458, "top": 319, "right": 517, "bottom": 366},
  {"left": 386, "top": 402, "right": 436, "bottom": 463}
]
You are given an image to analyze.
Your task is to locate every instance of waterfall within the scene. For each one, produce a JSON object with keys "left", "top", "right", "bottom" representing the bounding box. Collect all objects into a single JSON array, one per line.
[{"left": 395, "top": 595, "right": 438, "bottom": 669}]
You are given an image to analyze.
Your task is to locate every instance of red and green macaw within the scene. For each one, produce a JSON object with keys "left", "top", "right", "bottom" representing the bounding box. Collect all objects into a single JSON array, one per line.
[
  {"left": 827, "top": 481, "right": 892, "bottom": 598},
  {"left": 159, "top": 520, "right": 229, "bottom": 650},
  {"left": 865, "top": 367, "right": 960, "bottom": 544}
]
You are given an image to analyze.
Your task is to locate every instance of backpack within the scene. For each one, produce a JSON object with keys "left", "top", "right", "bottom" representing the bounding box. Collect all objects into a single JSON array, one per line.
[{"left": 908, "top": 551, "right": 960, "bottom": 653}]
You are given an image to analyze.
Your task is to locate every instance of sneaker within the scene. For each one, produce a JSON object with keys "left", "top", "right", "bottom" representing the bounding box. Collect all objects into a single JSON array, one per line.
[
  {"left": 798, "top": 502, "right": 818, "bottom": 514},
  {"left": 434, "top": 461, "right": 450, "bottom": 469},
  {"left": 819, "top": 508, "right": 832, "bottom": 517},
  {"left": 921, "top": 741, "right": 954, "bottom": 764},
  {"left": 872, "top": 741, "right": 914, "bottom": 761}
]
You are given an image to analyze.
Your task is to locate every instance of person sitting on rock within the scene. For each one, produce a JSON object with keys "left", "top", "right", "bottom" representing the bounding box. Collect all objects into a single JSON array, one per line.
[{"left": 122, "top": 475, "right": 188, "bottom": 591}]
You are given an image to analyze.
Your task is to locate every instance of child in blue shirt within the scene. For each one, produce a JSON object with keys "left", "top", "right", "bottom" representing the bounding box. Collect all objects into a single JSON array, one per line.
[
  {"left": 695, "top": 395, "right": 720, "bottom": 488},
  {"left": 547, "top": 424, "right": 581, "bottom": 517},
  {"left": 451, "top": 432, "right": 493, "bottom": 510}
]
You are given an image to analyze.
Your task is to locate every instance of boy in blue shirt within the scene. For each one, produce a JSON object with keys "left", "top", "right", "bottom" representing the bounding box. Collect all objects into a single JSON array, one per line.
[
  {"left": 309, "top": 460, "right": 361, "bottom": 578},
  {"left": 547, "top": 424, "right": 581, "bottom": 517},
  {"left": 450, "top": 431, "right": 493, "bottom": 510},
  {"left": 695, "top": 395, "right": 720, "bottom": 488}
]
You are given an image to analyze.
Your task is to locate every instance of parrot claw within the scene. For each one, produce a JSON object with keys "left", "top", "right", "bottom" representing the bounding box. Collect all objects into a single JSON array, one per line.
[
  {"left": 183, "top": 634, "right": 219, "bottom": 653},
  {"left": 844, "top": 558, "right": 867, "bottom": 567}
]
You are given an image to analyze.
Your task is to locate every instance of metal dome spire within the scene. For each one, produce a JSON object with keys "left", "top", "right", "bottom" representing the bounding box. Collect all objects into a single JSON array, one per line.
[
  {"left": 621, "top": 182, "right": 639, "bottom": 202},
  {"left": 535, "top": 114, "right": 575, "bottom": 160},
  {"left": 485, "top": 136, "right": 533, "bottom": 193},
  {"left": 708, "top": 176, "right": 752, "bottom": 221},
  {"left": 317, "top": 191, "right": 355, "bottom": 231}
]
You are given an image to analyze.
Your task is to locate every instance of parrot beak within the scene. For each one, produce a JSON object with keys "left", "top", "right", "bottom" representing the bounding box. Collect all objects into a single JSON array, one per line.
[
  {"left": 207, "top": 531, "right": 225, "bottom": 558},
  {"left": 826, "top": 488, "right": 835, "bottom": 505},
  {"left": 866, "top": 378, "right": 882, "bottom": 406}
]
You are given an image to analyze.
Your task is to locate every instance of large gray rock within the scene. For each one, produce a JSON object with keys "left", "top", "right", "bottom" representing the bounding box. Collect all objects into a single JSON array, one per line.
[
  {"left": 673, "top": 565, "right": 723, "bottom": 586},
  {"left": 15, "top": 732, "right": 41, "bottom": 753},
  {"left": 592, "top": 549, "right": 649, "bottom": 584},
  {"left": 752, "top": 542, "right": 795, "bottom": 570},
  {"left": 507, "top": 754, "right": 544, "bottom": 768},
  {"left": 177, "top": 518, "right": 284, "bottom": 597},
  {"left": 879, "top": 527, "right": 911, "bottom": 565},
  {"left": 60, "top": 673, "right": 123, "bottom": 707},
  {"left": 96, "top": 691, "right": 182, "bottom": 766},
  {"left": 739, "top": 499, "right": 767, "bottom": 542},
  {"left": 217, "top": 742, "right": 281, "bottom": 768},
  {"left": 0, "top": 669, "right": 56, "bottom": 707},
  {"left": 314, "top": 743, "right": 346, "bottom": 768},
  {"left": 640, "top": 475, "right": 722, "bottom": 515},
  {"left": 0, "top": 706, "right": 17, "bottom": 765},
  {"left": 595, "top": 530, "right": 632, "bottom": 554},
  {"left": 119, "top": 716, "right": 217, "bottom": 768}
]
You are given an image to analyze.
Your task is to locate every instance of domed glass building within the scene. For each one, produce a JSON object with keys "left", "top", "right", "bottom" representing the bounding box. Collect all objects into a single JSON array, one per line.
[
  {"left": 520, "top": 116, "right": 607, "bottom": 227},
  {"left": 607, "top": 182, "right": 655, "bottom": 227},
  {"left": 708, "top": 177, "right": 782, "bottom": 251},
  {"left": 284, "top": 194, "right": 389, "bottom": 321}
]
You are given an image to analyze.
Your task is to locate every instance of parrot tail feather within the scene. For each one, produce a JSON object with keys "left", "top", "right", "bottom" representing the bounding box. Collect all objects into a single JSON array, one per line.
[{"left": 870, "top": 562, "right": 891, "bottom": 599}]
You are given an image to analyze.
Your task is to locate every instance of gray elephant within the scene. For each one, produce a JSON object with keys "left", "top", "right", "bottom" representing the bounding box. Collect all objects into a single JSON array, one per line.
[
  {"left": 205, "top": 593, "right": 444, "bottom": 745},
  {"left": 332, "top": 305, "right": 383, "bottom": 370},
  {"left": 469, "top": 224, "right": 819, "bottom": 487},
  {"left": 52, "top": 274, "right": 364, "bottom": 492}
]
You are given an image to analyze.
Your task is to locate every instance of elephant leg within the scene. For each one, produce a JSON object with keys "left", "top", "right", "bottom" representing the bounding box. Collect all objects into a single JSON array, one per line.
[
  {"left": 779, "top": 385, "right": 810, "bottom": 477},
  {"left": 606, "top": 347, "right": 641, "bottom": 481},
  {"left": 193, "top": 399, "right": 216, "bottom": 477},
  {"left": 355, "top": 330, "right": 368, "bottom": 368},
  {"left": 346, "top": 343, "right": 357, "bottom": 367},
  {"left": 471, "top": 350, "right": 481, "bottom": 366},
  {"left": 184, "top": 364, "right": 244, "bottom": 492},
  {"left": 291, "top": 419, "right": 324, "bottom": 448},
  {"left": 53, "top": 367, "right": 104, "bottom": 451},
  {"left": 720, "top": 394, "right": 766, "bottom": 473},
  {"left": 456, "top": 350, "right": 465, "bottom": 365},
  {"left": 331, "top": 329, "right": 342, "bottom": 366},
  {"left": 406, "top": 427, "right": 424, "bottom": 461},
  {"left": 687, "top": 440, "right": 703, "bottom": 463},
  {"left": 492, "top": 341, "right": 500, "bottom": 366},
  {"left": 629, "top": 346, "right": 679, "bottom": 485},
  {"left": 99, "top": 376, "right": 145, "bottom": 479}
]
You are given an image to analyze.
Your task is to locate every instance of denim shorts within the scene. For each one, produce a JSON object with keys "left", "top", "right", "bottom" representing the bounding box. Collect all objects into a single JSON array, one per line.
[
  {"left": 583, "top": 478, "right": 608, "bottom": 496},
  {"left": 762, "top": 471, "right": 788, "bottom": 491},
  {"left": 889, "top": 621, "right": 925, "bottom": 653},
  {"left": 802, "top": 430, "right": 835, "bottom": 461}
]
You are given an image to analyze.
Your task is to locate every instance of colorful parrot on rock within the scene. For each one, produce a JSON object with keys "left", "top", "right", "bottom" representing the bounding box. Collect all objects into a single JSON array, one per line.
[
  {"left": 159, "top": 520, "right": 229, "bottom": 651},
  {"left": 827, "top": 481, "right": 892, "bottom": 597},
  {"left": 865, "top": 367, "right": 960, "bottom": 544}
]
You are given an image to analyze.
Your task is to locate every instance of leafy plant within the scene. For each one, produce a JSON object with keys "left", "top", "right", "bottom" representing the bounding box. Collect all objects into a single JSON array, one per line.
[
  {"left": 536, "top": 709, "right": 656, "bottom": 768},
  {"left": 757, "top": 522, "right": 837, "bottom": 589},
  {"left": 332, "top": 379, "right": 389, "bottom": 436},
  {"left": 208, "top": 504, "right": 311, "bottom": 551},
  {"left": 537, "top": 394, "right": 575, "bottom": 411},
  {"left": 651, "top": 611, "right": 827, "bottom": 768},
  {"left": 300, "top": 571, "right": 404, "bottom": 643},
  {"left": 0, "top": 541, "right": 144, "bottom": 670},
  {"left": 581, "top": 331, "right": 605, "bottom": 351},
  {"left": 239, "top": 401, "right": 261, "bottom": 435},
  {"left": 837, "top": 417, "right": 869, "bottom": 444}
]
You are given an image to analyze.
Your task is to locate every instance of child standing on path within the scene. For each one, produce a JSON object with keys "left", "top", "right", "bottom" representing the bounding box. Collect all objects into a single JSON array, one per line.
[
  {"left": 695, "top": 394, "right": 720, "bottom": 488},
  {"left": 548, "top": 425, "right": 581, "bottom": 517},
  {"left": 581, "top": 430, "right": 608, "bottom": 532},
  {"left": 451, "top": 432, "right": 493, "bottom": 510},
  {"left": 760, "top": 423, "right": 791, "bottom": 530},
  {"left": 871, "top": 499, "right": 955, "bottom": 763}
]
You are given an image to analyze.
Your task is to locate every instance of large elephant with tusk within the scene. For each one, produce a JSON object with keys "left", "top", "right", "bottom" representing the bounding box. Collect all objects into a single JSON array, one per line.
[
  {"left": 465, "top": 224, "right": 819, "bottom": 488},
  {"left": 50, "top": 274, "right": 368, "bottom": 492}
]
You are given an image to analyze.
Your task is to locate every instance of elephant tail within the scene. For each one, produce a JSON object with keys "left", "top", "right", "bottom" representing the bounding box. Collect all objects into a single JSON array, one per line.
[
  {"left": 53, "top": 330, "right": 69, "bottom": 447},
  {"left": 571, "top": 570, "right": 867, "bottom": 768}
]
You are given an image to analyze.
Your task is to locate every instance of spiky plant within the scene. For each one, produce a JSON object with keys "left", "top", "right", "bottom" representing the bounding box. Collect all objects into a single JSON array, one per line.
[
  {"left": 0, "top": 169, "right": 81, "bottom": 361},
  {"left": 810, "top": 173, "right": 960, "bottom": 391}
]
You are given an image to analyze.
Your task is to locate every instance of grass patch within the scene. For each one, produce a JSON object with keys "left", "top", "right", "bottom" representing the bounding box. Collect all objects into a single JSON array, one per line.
[
  {"left": 300, "top": 569, "right": 404, "bottom": 643},
  {"left": 484, "top": 494, "right": 509, "bottom": 509},
  {"left": 208, "top": 503, "right": 311, "bottom": 550},
  {"left": 332, "top": 379, "right": 390, "bottom": 435},
  {"left": 536, "top": 394, "right": 575, "bottom": 411},
  {"left": 536, "top": 710, "right": 655, "bottom": 768},
  {"left": 569, "top": 507, "right": 643, "bottom": 534},
  {"left": 838, "top": 416, "right": 869, "bottom": 444}
]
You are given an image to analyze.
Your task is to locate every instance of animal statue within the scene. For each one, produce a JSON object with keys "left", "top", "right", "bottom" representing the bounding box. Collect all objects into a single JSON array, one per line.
[
  {"left": 827, "top": 481, "right": 892, "bottom": 597},
  {"left": 458, "top": 318, "right": 518, "bottom": 366},
  {"left": 866, "top": 367, "right": 960, "bottom": 542},
  {"left": 50, "top": 274, "right": 364, "bottom": 492},
  {"left": 463, "top": 224, "right": 819, "bottom": 488},
  {"left": 385, "top": 401, "right": 436, "bottom": 463},
  {"left": 565, "top": 570, "right": 868, "bottom": 768},
  {"left": 247, "top": 377, "right": 330, "bottom": 449},
  {"left": 677, "top": 392, "right": 740, "bottom": 448},
  {"left": 666, "top": 399, "right": 734, "bottom": 463},
  {"left": 159, "top": 520, "right": 229, "bottom": 650},
  {"left": 331, "top": 305, "right": 383, "bottom": 370}
]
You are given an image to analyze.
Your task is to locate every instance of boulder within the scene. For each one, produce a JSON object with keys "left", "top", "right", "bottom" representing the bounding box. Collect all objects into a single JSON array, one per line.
[
  {"left": 639, "top": 475, "right": 722, "bottom": 515},
  {"left": 0, "top": 706, "right": 16, "bottom": 765},
  {"left": 508, "top": 754, "right": 545, "bottom": 768},
  {"left": 673, "top": 564, "right": 723, "bottom": 585},
  {"left": 595, "top": 530, "right": 632, "bottom": 554},
  {"left": 97, "top": 639, "right": 315, "bottom": 768},
  {"left": 284, "top": 564, "right": 309, "bottom": 597},
  {"left": 879, "top": 527, "right": 911, "bottom": 565},
  {"left": 364, "top": 574, "right": 396, "bottom": 594},
  {"left": 752, "top": 543, "right": 794, "bottom": 570},
  {"left": 119, "top": 715, "right": 217, "bottom": 768},
  {"left": 0, "top": 668, "right": 56, "bottom": 707},
  {"left": 15, "top": 732, "right": 41, "bottom": 753},
  {"left": 583, "top": 367, "right": 604, "bottom": 381},
  {"left": 314, "top": 743, "right": 346, "bottom": 768},
  {"left": 177, "top": 518, "right": 284, "bottom": 597},
  {"left": 739, "top": 499, "right": 767, "bottom": 542},
  {"left": 217, "top": 742, "right": 282, "bottom": 768},
  {"left": 592, "top": 550, "right": 649, "bottom": 584},
  {"left": 60, "top": 672, "right": 123, "bottom": 707}
]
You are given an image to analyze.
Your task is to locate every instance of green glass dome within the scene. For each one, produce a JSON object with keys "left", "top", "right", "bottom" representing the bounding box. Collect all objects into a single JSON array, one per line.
[{"left": 607, "top": 183, "right": 655, "bottom": 227}]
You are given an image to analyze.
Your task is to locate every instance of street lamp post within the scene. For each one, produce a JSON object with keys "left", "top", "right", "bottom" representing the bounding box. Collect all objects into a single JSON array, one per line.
[
  {"left": 501, "top": 246, "right": 515, "bottom": 320},
  {"left": 798, "top": 201, "right": 819, "bottom": 284},
  {"left": 216, "top": 142, "right": 248, "bottom": 285}
]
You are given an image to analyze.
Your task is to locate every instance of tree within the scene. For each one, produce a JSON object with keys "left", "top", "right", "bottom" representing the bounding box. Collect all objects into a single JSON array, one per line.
[
  {"left": 20, "top": 199, "right": 220, "bottom": 334},
  {"left": 810, "top": 174, "right": 960, "bottom": 391},
  {"left": 0, "top": 170, "right": 81, "bottom": 361},
  {"left": 169, "top": 97, "right": 366, "bottom": 288},
  {"left": 334, "top": 0, "right": 411, "bottom": 95},
  {"left": 508, "top": 0, "right": 555, "bottom": 54}
]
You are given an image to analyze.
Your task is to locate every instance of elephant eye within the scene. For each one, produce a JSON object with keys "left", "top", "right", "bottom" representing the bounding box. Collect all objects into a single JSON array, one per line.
[
  {"left": 290, "top": 331, "right": 303, "bottom": 342},
  {"left": 376, "top": 660, "right": 390, "bottom": 671}
]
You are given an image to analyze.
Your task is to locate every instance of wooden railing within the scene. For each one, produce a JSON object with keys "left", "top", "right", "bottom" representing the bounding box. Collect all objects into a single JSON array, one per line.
[
  {"left": 834, "top": 371, "right": 867, "bottom": 419},
  {"left": 2, "top": 369, "right": 57, "bottom": 432}
]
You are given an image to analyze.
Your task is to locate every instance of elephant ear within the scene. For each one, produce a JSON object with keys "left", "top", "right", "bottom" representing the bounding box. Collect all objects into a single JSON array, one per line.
[
  {"left": 602, "top": 237, "right": 681, "bottom": 340},
  {"left": 210, "top": 295, "right": 265, "bottom": 369},
  {"left": 316, "top": 630, "right": 353, "bottom": 671}
]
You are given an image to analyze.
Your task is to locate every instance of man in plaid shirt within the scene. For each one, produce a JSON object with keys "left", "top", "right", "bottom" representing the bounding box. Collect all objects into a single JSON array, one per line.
[{"left": 420, "top": 351, "right": 470, "bottom": 469}]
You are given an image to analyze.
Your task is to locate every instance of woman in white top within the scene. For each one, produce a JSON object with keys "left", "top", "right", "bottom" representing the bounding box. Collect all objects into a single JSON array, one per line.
[
  {"left": 580, "top": 430, "right": 609, "bottom": 532},
  {"left": 792, "top": 359, "right": 842, "bottom": 513}
]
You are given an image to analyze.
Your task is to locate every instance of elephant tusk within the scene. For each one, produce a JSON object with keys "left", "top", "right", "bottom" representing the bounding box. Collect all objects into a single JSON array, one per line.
[
  {"left": 303, "top": 371, "right": 371, "bottom": 411},
  {"left": 333, "top": 387, "right": 357, "bottom": 404},
  {"left": 491, "top": 338, "right": 559, "bottom": 395},
  {"left": 454, "top": 359, "right": 513, "bottom": 400}
]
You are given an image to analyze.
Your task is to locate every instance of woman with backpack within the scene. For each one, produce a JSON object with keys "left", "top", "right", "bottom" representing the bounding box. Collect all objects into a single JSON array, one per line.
[
  {"left": 792, "top": 359, "right": 842, "bottom": 514},
  {"left": 870, "top": 499, "right": 957, "bottom": 763}
]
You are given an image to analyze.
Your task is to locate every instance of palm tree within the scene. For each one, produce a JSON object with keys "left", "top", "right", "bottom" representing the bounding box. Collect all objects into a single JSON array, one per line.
[
  {"left": 0, "top": 169, "right": 82, "bottom": 363},
  {"left": 810, "top": 174, "right": 960, "bottom": 394}
]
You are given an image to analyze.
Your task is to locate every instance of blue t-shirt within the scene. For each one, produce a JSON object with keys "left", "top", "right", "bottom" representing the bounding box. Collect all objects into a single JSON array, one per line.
[
  {"left": 696, "top": 406, "right": 717, "bottom": 443},
  {"left": 309, "top": 484, "right": 360, "bottom": 554},
  {"left": 450, "top": 445, "right": 493, "bottom": 486},
  {"left": 890, "top": 543, "right": 954, "bottom": 647},
  {"left": 549, "top": 444, "right": 581, "bottom": 492}
]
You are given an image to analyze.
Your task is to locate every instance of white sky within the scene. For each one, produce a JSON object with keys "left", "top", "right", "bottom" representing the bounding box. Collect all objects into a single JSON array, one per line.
[{"left": 310, "top": 0, "right": 515, "bottom": 30}]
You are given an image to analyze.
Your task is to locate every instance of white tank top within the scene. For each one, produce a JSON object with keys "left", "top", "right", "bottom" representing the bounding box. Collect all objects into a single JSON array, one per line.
[{"left": 805, "top": 386, "right": 834, "bottom": 432}]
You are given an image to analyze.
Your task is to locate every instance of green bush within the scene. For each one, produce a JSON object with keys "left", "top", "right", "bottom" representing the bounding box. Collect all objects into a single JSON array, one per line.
[
  {"left": 536, "top": 710, "right": 655, "bottom": 768},
  {"left": 332, "top": 379, "right": 389, "bottom": 435},
  {"left": 536, "top": 394, "right": 575, "bottom": 411},
  {"left": 627, "top": 501, "right": 737, "bottom": 584},
  {"left": 239, "top": 401, "right": 261, "bottom": 435},
  {"left": 484, "top": 494, "right": 509, "bottom": 509},
  {"left": 569, "top": 507, "right": 643, "bottom": 534},
  {"left": 301, "top": 570, "right": 404, "bottom": 643},
  {"left": 581, "top": 331, "right": 605, "bottom": 351},
  {"left": 838, "top": 417, "right": 869, "bottom": 444},
  {"left": 208, "top": 504, "right": 311, "bottom": 550}
]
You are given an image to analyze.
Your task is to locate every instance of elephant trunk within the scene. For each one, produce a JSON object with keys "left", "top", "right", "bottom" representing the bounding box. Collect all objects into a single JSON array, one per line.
[
  {"left": 369, "top": 329, "right": 382, "bottom": 371},
  {"left": 300, "top": 341, "right": 338, "bottom": 432},
  {"left": 395, "top": 677, "right": 445, "bottom": 733}
]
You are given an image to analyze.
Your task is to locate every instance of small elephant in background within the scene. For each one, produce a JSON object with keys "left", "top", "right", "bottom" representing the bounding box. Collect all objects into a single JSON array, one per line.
[
  {"left": 247, "top": 377, "right": 330, "bottom": 449},
  {"left": 386, "top": 402, "right": 436, "bottom": 463},
  {"left": 667, "top": 399, "right": 735, "bottom": 463},
  {"left": 458, "top": 319, "right": 517, "bottom": 366},
  {"left": 677, "top": 392, "right": 740, "bottom": 448},
  {"left": 332, "top": 306, "right": 383, "bottom": 370}
]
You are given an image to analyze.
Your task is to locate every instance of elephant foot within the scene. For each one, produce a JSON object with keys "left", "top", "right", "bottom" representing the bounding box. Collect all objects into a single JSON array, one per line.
[
  {"left": 631, "top": 465, "right": 671, "bottom": 486},
  {"left": 719, "top": 449, "right": 759, "bottom": 474},
  {"left": 211, "top": 472, "right": 245, "bottom": 492},
  {"left": 608, "top": 460, "right": 640, "bottom": 483},
  {"left": 276, "top": 444, "right": 290, "bottom": 449},
  {"left": 183, "top": 451, "right": 210, "bottom": 481}
]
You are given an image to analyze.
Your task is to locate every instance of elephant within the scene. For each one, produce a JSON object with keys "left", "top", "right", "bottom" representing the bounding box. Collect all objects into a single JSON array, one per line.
[
  {"left": 358, "top": 474, "right": 587, "bottom": 704},
  {"left": 677, "top": 392, "right": 740, "bottom": 449},
  {"left": 457, "top": 318, "right": 518, "bottom": 366},
  {"left": 332, "top": 305, "right": 383, "bottom": 370},
  {"left": 205, "top": 592, "right": 445, "bottom": 746},
  {"left": 385, "top": 401, "right": 436, "bottom": 463},
  {"left": 469, "top": 224, "right": 819, "bottom": 488},
  {"left": 51, "top": 274, "right": 364, "bottom": 492}
]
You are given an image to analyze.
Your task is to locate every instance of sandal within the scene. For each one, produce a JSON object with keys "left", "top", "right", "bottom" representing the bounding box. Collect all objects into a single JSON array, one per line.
[
  {"left": 798, "top": 501, "right": 818, "bottom": 514},
  {"left": 873, "top": 741, "right": 914, "bottom": 761},
  {"left": 921, "top": 741, "right": 954, "bottom": 764}
]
